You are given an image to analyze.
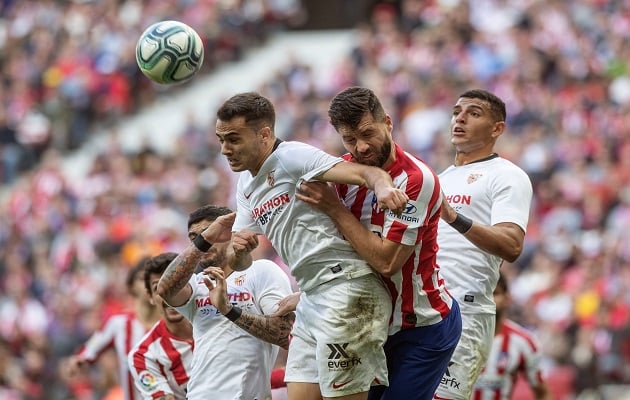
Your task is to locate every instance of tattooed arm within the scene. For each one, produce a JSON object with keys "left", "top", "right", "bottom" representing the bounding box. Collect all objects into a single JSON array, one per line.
[
  {"left": 204, "top": 267, "right": 295, "bottom": 350},
  {"left": 157, "top": 213, "right": 236, "bottom": 307}
]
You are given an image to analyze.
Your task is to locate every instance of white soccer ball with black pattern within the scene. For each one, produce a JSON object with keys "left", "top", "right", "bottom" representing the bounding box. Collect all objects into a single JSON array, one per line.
[{"left": 135, "top": 20, "right": 204, "bottom": 84}]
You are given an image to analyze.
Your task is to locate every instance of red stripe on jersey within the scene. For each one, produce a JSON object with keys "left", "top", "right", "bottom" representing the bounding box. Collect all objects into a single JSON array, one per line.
[
  {"left": 125, "top": 316, "right": 136, "bottom": 400},
  {"left": 151, "top": 390, "right": 166, "bottom": 399},
  {"left": 131, "top": 326, "right": 159, "bottom": 375},
  {"left": 384, "top": 279, "right": 399, "bottom": 326},
  {"left": 398, "top": 260, "right": 417, "bottom": 330},
  {"left": 160, "top": 335, "right": 190, "bottom": 385},
  {"left": 350, "top": 186, "right": 368, "bottom": 219},
  {"left": 504, "top": 321, "right": 538, "bottom": 351},
  {"left": 340, "top": 146, "right": 451, "bottom": 328},
  {"left": 494, "top": 328, "right": 511, "bottom": 400},
  {"left": 77, "top": 313, "right": 129, "bottom": 362}
]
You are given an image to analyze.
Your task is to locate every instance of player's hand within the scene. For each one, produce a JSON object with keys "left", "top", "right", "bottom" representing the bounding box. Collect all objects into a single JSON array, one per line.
[
  {"left": 202, "top": 267, "right": 231, "bottom": 315},
  {"left": 375, "top": 186, "right": 409, "bottom": 216},
  {"left": 272, "top": 292, "right": 301, "bottom": 316},
  {"left": 232, "top": 229, "right": 259, "bottom": 256},
  {"left": 201, "top": 212, "right": 236, "bottom": 244},
  {"left": 295, "top": 181, "right": 341, "bottom": 213},
  {"left": 439, "top": 190, "right": 457, "bottom": 223},
  {"left": 64, "top": 355, "right": 86, "bottom": 376}
]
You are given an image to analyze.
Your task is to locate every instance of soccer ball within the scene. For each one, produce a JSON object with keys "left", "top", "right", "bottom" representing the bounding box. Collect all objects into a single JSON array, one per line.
[{"left": 135, "top": 20, "right": 204, "bottom": 84}]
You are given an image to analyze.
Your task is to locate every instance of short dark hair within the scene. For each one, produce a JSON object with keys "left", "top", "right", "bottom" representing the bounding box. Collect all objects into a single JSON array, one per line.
[
  {"left": 216, "top": 92, "right": 275, "bottom": 130},
  {"left": 126, "top": 256, "right": 150, "bottom": 293},
  {"left": 143, "top": 252, "right": 178, "bottom": 295},
  {"left": 328, "top": 87, "right": 386, "bottom": 131},
  {"left": 459, "top": 89, "right": 506, "bottom": 122},
  {"left": 187, "top": 205, "right": 233, "bottom": 229}
]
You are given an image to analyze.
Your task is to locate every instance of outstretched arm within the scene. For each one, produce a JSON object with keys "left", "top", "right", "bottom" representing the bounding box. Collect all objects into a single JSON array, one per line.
[
  {"left": 204, "top": 267, "right": 295, "bottom": 350},
  {"left": 157, "top": 213, "right": 236, "bottom": 307},
  {"left": 316, "top": 161, "right": 408, "bottom": 215},
  {"left": 440, "top": 195, "right": 525, "bottom": 262}
]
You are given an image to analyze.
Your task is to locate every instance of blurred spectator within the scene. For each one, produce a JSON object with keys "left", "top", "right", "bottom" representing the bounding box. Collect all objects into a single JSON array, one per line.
[{"left": 0, "top": 0, "right": 305, "bottom": 184}]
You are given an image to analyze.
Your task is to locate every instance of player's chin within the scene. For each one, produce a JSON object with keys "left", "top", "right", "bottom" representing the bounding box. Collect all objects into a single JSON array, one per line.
[
  {"left": 356, "top": 156, "right": 379, "bottom": 167},
  {"left": 227, "top": 160, "right": 245, "bottom": 171},
  {"left": 164, "top": 307, "right": 184, "bottom": 321}
]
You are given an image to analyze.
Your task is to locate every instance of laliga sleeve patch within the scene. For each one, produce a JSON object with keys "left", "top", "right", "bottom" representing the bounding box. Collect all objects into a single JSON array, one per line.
[{"left": 139, "top": 370, "right": 157, "bottom": 389}]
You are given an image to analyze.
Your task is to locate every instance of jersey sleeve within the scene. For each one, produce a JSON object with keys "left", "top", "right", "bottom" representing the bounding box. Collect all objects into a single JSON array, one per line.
[
  {"left": 77, "top": 314, "right": 123, "bottom": 362},
  {"left": 251, "top": 260, "right": 293, "bottom": 315},
  {"left": 489, "top": 166, "right": 533, "bottom": 231},
  {"left": 128, "top": 338, "right": 174, "bottom": 400},
  {"left": 282, "top": 141, "right": 343, "bottom": 183},
  {"left": 173, "top": 274, "right": 201, "bottom": 322},
  {"left": 234, "top": 177, "right": 263, "bottom": 233}
]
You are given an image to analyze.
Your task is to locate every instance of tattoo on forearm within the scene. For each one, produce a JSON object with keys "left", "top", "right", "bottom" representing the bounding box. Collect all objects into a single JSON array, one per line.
[
  {"left": 233, "top": 312, "right": 296, "bottom": 350},
  {"left": 160, "top": 247, "right": 202, "bottom": 298}
]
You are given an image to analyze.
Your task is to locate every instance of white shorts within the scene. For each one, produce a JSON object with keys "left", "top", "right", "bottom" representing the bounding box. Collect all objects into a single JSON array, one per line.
[
  {"left": 434, "top": 312, "right": 494, "bottom": 400},
  {"left": 285, "top": 273, "right": 391, "bottom": 397}
]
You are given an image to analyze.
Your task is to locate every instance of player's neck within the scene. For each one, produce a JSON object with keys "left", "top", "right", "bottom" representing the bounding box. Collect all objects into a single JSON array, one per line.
[
  {"left": 221, "top": 264, "right": 233, "bottom": 276},
  {"left": 251, "top": 138, "right": 281, "bottom": 176},
  {"left": 381, "top": 141, "right": 397, "bottom": 170},
  {"left": 454, "top": 151, "right": 498, "bottom": 166},
  {"left": 495, "top": 314, "right": 506, "bottom": 335}
]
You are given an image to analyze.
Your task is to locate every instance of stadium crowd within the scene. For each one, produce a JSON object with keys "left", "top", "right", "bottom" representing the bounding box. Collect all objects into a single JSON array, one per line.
[
  {"left": 0, "top": 0, "right": 305, "bottom": 185},
  {"left": 1, "top": 0, "right": 630, "bottom": 399}
]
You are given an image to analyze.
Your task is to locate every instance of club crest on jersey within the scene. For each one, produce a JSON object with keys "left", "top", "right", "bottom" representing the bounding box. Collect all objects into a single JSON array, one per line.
[
  {"left": 467, "top": 173, "right": 482, "bottom": 184},
  {"left": 267, "top": 169, "right": 276, "bottom": 187},
  {"left": 234, "top": 274, "right": 246, "bottom": 286},
  {"left": 371, "top": 194, "right": 381, "bottom": 214}
]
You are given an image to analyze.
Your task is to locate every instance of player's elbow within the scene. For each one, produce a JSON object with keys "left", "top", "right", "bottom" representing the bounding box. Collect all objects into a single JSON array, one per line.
[
  {"left": 503, "top": 242, "right": 523, "bottom": 263},
  {"left": 374, "top": 261, "right": 400, "bottom": 278}
]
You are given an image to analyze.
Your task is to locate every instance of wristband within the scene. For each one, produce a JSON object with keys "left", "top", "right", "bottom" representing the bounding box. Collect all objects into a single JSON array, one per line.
[
  {"left": 449, "top": 212, "right": 473, "bottom": 234},
  {"left": 193, "top": 234, "right": 213, "bottom": 252},
  {"left": 225, "top": 306, "right": 242, "bottom": 322}
]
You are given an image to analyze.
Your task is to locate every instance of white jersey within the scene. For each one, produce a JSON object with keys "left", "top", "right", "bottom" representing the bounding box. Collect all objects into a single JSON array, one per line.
[
  {"left": 473, "top": 320, "right": 545, "bottom": 399},
  {"left": 128, "top": 319, "right": 194, "bottom": 400},
  {"left": 233, "top": 141, "right": 377, "bottom": 293},
  {"left": 77, "top": 312, "right": 146, "bottom": 400},
  {"left": 437, "top": 156, "right": 532, "bottom": 314},
  {"left": 175, "top": 259, "right": 292, "bottom": 400}
]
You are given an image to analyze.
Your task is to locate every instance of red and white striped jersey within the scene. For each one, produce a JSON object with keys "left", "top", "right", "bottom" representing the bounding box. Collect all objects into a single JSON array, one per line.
[
  {"left": 473, "top": 319, "right": 545, "bottom": 400},
  {"left": 128, "top": 320, "right": 194, "bottom": 400},
  {"left": 336, "top": 144, "right": 454, "bottom": 334},
  {"left": 77, "top": 311, "right": 146, "bottom": 400}
]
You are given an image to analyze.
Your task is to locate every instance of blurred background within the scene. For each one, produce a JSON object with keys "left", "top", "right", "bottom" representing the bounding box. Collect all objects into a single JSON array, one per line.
[{"left": 0, "top": 0, "right": 629, "bottom": 399}]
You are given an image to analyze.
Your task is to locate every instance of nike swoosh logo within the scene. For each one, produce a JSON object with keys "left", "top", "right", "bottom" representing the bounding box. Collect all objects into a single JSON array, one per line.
[
  {"left": 244, "top": 192, "right": 253, "bottom": 199},
  {"left": 332, "top": 380, "right": 352, "bottom": 389}
]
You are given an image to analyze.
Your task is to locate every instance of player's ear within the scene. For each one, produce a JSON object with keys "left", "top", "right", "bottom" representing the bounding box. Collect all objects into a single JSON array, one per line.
[
  {"left": 148, "top": 292, "right": 157, "bottom": 306},
  {"left": 491, "top": 121, "right": 505, "bottom": 138},
  {"left": 258, "top": 126, "right": 273, "bottom": 141}
]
